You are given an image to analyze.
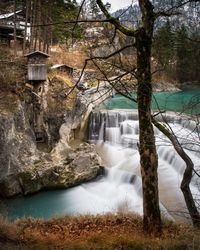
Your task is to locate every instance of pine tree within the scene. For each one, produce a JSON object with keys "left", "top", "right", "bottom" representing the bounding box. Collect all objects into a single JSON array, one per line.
[
  {"left": 153, "top": 21, "right": 175, "bottom": 78},
  {"left": 175, "top": 25, "right": 190, "bottom": 83}
]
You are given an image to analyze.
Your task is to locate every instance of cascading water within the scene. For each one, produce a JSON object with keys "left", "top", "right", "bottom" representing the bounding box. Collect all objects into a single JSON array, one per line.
[
  {"left": 88, "top": 109, "right": 200, "bottom": 222},
  {"left": 4, "top": 109, "right": 200, "bottom": 221}
]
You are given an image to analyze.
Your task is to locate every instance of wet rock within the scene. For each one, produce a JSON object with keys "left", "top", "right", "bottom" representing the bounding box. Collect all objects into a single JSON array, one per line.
[{"left": 19, "top": 143, "right": 102, "bottom": 195}]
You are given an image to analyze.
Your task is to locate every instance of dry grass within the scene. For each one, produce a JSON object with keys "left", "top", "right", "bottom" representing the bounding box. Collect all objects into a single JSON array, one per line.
[
  {"left": 0, "top": 213, "right": 200, "bottom": 250},
  {"left": 152, "top": 72, "right": 177, "bottom": 86},
  {"left": 49, "top": 45, "right": 88, "bottom": 69},
  {"left": 0, "top": 215, "right": 20, "bottom": 246},
  {"left": 0, "top": 48, "right": 26, "bottom": 94},
  {"left": 47, "top": 73, "right": 78, "bottom": 112}
]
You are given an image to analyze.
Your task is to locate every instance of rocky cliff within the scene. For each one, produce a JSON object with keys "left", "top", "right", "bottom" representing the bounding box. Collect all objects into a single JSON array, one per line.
[
  {"left": 0, "top": 78, "right": 109, "bottom": 197},
  {"left": 0, "top": 93, "right": 39, "bottom": 196}
]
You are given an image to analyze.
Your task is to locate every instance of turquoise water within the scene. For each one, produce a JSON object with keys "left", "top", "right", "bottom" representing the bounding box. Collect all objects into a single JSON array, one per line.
[
  {"left": 1, "top": 189, "right": 82, "bottom": 220},
  {"left": 1, "top": 86, "right": 200, "bottom": 221},
  {"left": 102, "top": 88, "right": 200, "bottom": 115}
]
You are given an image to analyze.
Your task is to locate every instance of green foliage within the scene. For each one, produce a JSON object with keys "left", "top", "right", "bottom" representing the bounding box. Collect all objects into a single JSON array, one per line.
[
  {"left": 175, "top": 25, "right": 190, "bottom": 82},
  {"left": 175, "top": 25, "right": 200, "bottom": 83},
  {"left": 49, "top": 0, "right": 83, "bottom": 44},
  {"left": 153, "top": 22, "right": 200, "bottom": 83},
  {"left": 153, "top": 21, "right": 176, "bottom": 78}
]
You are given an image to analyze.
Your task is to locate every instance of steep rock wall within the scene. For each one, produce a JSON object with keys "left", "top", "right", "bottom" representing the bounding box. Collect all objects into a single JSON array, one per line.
[
  {"left": 0, "top": 81, "right": 107, "bottom": 197},
  {"left": 0, "top": 94, "right": 40, "bottom": 196}
]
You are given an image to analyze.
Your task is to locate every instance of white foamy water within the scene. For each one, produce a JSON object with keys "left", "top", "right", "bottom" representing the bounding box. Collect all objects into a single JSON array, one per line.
[
  {"left": 47, "top": 110, "right": 199, "bottom": 222},
  {"left": 5, "top": 110, "right": 199, "bottom": 221},
  {"left": 85, "top": 110, "right": 200, "bottom": 222}
]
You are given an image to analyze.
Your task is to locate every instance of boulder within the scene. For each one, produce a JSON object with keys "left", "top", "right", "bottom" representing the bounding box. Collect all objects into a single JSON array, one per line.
[{"left": 19, "top": 143, "right": 103, "bottom": 195}]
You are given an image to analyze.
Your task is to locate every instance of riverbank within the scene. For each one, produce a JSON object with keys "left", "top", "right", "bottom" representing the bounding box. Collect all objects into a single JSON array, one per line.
[
  {"left": 1, "top": 213, "right": 200, "bottom": 250},
  {"left": 0, "top": 75, "right": 110, "bottom": 197}
]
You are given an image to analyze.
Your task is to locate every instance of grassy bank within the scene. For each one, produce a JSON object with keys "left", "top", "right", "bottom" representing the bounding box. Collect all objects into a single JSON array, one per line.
[{"left": 0, "top": 213, "right": 200, "bottom": 250}]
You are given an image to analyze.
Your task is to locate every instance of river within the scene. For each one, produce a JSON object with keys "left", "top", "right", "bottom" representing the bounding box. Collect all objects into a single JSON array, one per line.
[
  {"left": 101, "top": 87, "right": 200, "bottom": 115},
  {"left": 1, "top": 87, "right": 200, "bottom": 222}
]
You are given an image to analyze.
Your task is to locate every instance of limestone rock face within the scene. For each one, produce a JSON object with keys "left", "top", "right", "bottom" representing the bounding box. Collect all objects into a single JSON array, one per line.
[
  {"left": 19, "top": 143, "right": 102, "bottom": 195},
  {"left": 70, "top": 83, "right": 113, "bottom": 141},
  {"left": 0, "top": 106, "right": 102, "bottom": 197},
  {"left": 0, "top": 96, "right": 40, "bottom": 197},
  {"left": 0, "top": 93, "right": 103, "bottom": 197}
]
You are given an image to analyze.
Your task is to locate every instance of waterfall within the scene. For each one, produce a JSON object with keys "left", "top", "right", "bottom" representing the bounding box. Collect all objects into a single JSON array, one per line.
[
  {"left": 88, "top": 109, "right": 200, "bottom": 222},
  {"left": 6, "top": 109, "right": 199, "bottom": 221}
]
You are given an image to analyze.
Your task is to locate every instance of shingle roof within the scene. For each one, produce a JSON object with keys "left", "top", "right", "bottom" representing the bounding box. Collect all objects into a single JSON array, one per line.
[
  {"left": 25, "top": 50, "right": 49, "bottom": 57},
  {"left": 0, "top": 10, "right": 22, "bottom": 20},
  {"left": 51, "top": 64, "right": 74, "bottom": 69}
]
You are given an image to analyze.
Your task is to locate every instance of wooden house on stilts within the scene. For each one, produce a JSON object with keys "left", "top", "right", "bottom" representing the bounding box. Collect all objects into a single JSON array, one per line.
[
  {"left": 25, "top": 51, "right": 49, "bottom": 145},
  {"left": 25, "top": 50, "right": 49, "bottom": 82}
]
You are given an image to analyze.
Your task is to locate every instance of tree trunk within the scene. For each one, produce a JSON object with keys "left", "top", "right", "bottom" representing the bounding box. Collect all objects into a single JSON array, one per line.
[
  {"left": 152, "top": 118, "right": 200, "bottom": 227},
  {"left": 136, "top": 0, "right": 161, "bottom": 233},
  {"left": 96, "top": 0, "right": 162, "bottom": 234},
  {"left": 23, "top": 0, "right": 29, "bottom": 55},
  {"left": 43, "top": 4, "right": 49, "bottom": 53},
  {"left": 38, "top": 0, "right": 42, "bottom": 51},
  {"left": 29, "top": 0, "right": 35, "bottom": 51},
  {"left": 13, "top": 0, "right": 17, "bottom": 57},
  {"left": 33, "top": 0, "right": 38, "bottom": 51}
]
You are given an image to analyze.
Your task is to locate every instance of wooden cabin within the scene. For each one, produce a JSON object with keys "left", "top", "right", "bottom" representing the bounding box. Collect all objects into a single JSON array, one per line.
[
  {"left": 25, "top": 51, "right": 49, "bottom": 81},
  {"left": 0, "top": 10, "right": 25, "bottom": 48},
  {"left": 51, "top": 64, "right": 74, "bottom": 76}
]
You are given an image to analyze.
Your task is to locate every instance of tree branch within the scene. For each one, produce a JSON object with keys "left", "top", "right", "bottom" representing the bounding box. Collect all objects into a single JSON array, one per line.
[
  {"left": 152, "top": 117, "right": 200, "bottom": 226},
  {"left": 89, "top": 44, "right": 135, "bottom": 61},
  {"left": 91, "top": 59, "right": 137, "bottom": 103},
  {"left": 24, "top": 19, "right": 112, "bottom": 27},
  {"left": 154, "top": 0, "right": 198, "bottom": 18},
  {"left": 96, "top": 0, "right": 138, "bottom": 37}
]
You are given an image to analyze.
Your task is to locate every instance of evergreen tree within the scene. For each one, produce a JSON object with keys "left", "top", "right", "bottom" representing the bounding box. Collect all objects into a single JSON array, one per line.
[
  {"left": 50, "top": 0, "right": 82, "bottom": 44},
  {"left": 90, "top": 0, "right": 101, "bottom": 18},
  {"left": 175, "top": 25, "right": 190, "bottom": 83},
  {"left": 26, "top": 0, "right": 83, "bottom": 51},
  {"left": 153, "top": 21, "right": 200, "bottom": 83},
  {"left": 188, "top": 31, "right": 200, "bottom": 82},
  {"left": 153, "top": 21, "right": 175, "bottom": 78}
]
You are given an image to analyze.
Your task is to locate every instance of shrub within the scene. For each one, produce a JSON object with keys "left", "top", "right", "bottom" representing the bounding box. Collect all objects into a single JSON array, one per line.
[{"left": 0, "top": 48, "right": 26, "bottom": 93}]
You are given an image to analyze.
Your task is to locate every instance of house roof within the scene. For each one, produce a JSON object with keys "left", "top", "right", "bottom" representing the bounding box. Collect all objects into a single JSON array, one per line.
[
  {"left": 0, "top": 10, "right": 22, "bottom": 20},
  {"left": 25, "top": 50, "right": 49, "bottom": 58},
  {"left": 8, "top": 33, "right": 24, "bottom": 39},
  {"left": 51, "top": 64, "right": 74, "bottom": 70}
]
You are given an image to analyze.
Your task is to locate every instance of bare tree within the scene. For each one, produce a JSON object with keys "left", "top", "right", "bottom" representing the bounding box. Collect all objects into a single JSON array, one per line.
[
  {"left": 82, "top": 0, "right": 200, "bottom": 233},
  {"left": 16, "top": 0, "right": 199, "bottom": 232},
  {"left": 95, "top": 0, "right": 161, "bottom": 233},
  {"left": 152, "top": 115, "right": 200, "bottom": 226},
  {"left": 23, "top": 0, "right": 29, "bottom": 55}
]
